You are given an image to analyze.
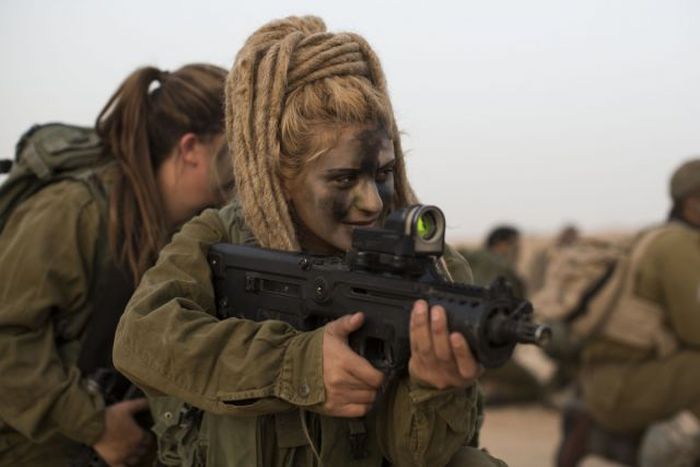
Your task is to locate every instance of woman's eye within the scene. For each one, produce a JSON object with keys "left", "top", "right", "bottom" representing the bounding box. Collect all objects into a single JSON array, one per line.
[
  {"left": 335, "top": 174, "right": 357, "bottom": 186},
  {"left": 376, "top": 168, "right": 394, "bottom": 182}
]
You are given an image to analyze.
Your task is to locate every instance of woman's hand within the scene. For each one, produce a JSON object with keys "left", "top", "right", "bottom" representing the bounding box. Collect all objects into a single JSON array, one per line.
[
  {"left": 408, "top": 300, "right": 482, "bottom": 390},
  {"left": 92, "top": 398, "right": 152, "bottom": 467},
  {"left": 321, "top": 312, "right": 385, "bottom": 418}
]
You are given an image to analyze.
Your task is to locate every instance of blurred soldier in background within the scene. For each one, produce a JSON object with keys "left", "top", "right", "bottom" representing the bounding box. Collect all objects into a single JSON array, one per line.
[
  {"left": 558, "top": 158, "right": 700, "bottom": 467},
  {"left": 462, "top": 225, "right": 526, "bottom": 298}
]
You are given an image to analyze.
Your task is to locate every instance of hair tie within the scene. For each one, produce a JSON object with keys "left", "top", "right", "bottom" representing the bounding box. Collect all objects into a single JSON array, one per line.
[{"left": 148, "top": 70, "right": 170, "bottom": 94}]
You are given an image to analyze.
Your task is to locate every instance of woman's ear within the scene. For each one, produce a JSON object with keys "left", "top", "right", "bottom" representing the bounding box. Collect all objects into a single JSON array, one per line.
[{"left": 176, "top": 133, "right": 203, "bottom": 168}]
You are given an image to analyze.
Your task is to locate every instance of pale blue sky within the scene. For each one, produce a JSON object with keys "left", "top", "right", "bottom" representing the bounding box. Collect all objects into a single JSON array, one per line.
[{"left": 1, "top": 0, "right": 698, "bottom": 241}]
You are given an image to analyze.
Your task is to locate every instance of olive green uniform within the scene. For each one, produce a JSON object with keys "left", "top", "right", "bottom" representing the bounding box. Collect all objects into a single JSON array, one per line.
[
  {"left": 113, "top": 201, "right": 507, "bottom": 467},
  {"left": 581, "top": 221, "right": 700, "bottom": 433},
  {"left": 0, "top": 178, "right": 106, "bottom": 465}
]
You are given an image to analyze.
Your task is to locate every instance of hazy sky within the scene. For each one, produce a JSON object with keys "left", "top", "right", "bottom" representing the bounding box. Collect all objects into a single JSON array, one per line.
[{"left": 1, "top": 0, "right": 698, "bottom": 242}]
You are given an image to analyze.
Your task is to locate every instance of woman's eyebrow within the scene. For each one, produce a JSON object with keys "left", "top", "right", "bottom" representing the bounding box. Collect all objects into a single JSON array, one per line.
[
  {"left": 325, "top": 159, "right": 395, "bottom": 175},
  {"left": 325, "top": 167, "right": 359, "bottom": 177},
  {"left": 379, "top": 159, "right": 396, "bottom": 169}
]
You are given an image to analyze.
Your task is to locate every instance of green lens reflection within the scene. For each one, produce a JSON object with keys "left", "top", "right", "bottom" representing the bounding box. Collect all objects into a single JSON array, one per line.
[{"left": 416, "top": 211, "right": 436, "bottom": 240}]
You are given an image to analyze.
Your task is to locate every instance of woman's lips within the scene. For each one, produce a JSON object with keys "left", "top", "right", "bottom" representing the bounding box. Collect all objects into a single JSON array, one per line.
[{"left": 343, "top": 220, "right": 378, "bottom": 228}]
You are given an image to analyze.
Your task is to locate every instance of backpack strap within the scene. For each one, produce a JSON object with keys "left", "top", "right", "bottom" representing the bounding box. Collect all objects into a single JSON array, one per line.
[
  {"left": 22, "top": 140, "right": 52, "bottom": 179},
  {"left": 593, "top": 226, "right": 679, "bottom": 356},
  {"left": 75, "top": 167, "right": 137, "bottom": 375}
]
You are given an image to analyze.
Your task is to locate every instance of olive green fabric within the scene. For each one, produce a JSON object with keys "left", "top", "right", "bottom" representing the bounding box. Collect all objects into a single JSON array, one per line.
[
  {"left": 460, "top": 249, "right": 525, "bottom": 299},
  {"left": 0, "top": 178, "right": 106, "bottom": 464},
  {"left": 114, "top": 201, "right": 507, "bottom": 467},
  {"left": 581, "top": 221, "right": 700, "bottom": 433},
  {"left": 0, "top": 123, "right": 105, "bottom": 236}
]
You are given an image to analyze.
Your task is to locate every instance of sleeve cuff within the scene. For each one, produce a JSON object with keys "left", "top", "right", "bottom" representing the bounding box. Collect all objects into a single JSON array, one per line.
[
  {"left": 407, "top": 375, "right": 476, "bottom": 404},
  {"left": 50, "top": 368, "right": 106, "bottom": 445},
  {"left": 407, "top": 377, "right": 479, "bottom": 436},
  {"left": 274, "top": 327, "right": 325, "bottom": 407}
]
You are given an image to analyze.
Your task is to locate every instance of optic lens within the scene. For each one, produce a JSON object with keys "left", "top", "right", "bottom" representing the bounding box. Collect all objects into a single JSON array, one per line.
[{"left": 416, "top": 211, "right": 437, "bottom": 240}]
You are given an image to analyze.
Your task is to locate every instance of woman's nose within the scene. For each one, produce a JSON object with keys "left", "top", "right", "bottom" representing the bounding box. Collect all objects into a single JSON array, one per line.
[{"left": 354, "top": 179, "right": 383, "bottom": 215}]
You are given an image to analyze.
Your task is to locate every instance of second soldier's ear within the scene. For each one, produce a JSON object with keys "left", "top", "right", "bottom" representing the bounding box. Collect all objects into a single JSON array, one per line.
[{"left": 177, "top": 133, "right": 203, "bottom": 168}]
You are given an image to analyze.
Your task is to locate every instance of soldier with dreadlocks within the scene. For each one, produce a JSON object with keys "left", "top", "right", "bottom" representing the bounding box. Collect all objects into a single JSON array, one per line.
[{"left": 114, "top": 16, "right": 506, "bottom": 466}]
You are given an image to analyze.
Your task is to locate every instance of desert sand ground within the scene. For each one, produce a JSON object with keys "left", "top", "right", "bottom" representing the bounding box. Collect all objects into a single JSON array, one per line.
[{"left": 480, "top": 404, "right": 624, "bottom": 467}]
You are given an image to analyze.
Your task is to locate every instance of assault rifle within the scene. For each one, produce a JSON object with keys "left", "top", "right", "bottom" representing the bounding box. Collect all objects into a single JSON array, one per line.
[{"left": 208, "top": 205, "right": 550, "bottom": 375}]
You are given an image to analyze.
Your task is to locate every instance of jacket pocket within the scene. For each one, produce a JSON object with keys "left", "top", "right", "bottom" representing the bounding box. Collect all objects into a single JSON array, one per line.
[{"left": 149, "top": 396, "right": 207, "bottom": 467}]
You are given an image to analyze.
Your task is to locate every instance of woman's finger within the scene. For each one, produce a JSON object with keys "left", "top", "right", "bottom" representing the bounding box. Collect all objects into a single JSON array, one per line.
[
  {"left": 430, "top": 306, "right": 452, "bottom": 363},
  {"left": 410, "top": 300, "right": 432, "bottom": 357},
  {"left": 450, "top": 332, "right": 479, "bottom": 380}
]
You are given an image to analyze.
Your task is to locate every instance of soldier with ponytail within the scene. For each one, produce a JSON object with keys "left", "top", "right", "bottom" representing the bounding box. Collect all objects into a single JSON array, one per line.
[
  {"left": 0, "top": 63, "right": 229, "bottom": 466},
  {"left": 114, "top": 17, "right": 507, "bottom": 466},
  {"left": 98, "top": 64, "right": 232, "bottom": 282}
]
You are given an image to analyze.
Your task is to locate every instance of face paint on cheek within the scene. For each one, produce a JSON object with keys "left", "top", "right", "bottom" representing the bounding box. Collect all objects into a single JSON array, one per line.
[
  {"left": 377, "top": 177, "right": 395, "bottom": 211},
  {"left": 358, "top": 127, "right": 395, "bottom": 214},
  {"left": 330, "top": 191, "right": 353, "bottom": 223},
  {"left": 312, "top": 187, "right": 352, "bottom": 225}
]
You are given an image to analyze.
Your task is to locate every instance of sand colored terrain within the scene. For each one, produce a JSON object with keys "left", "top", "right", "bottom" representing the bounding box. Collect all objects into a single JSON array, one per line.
[{"left": 481, "top": 404, "right": 624, "bottom": 467}]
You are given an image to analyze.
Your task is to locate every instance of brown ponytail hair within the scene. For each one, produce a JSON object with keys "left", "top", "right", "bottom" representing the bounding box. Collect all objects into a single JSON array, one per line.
[{"left": 96, "top": 64, "right": 227, "bottom": 282}]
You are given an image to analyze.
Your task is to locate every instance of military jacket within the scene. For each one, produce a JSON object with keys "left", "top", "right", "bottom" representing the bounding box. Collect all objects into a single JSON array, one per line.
[
  {"left": 0, "top": 175, "right": 109, "bottom": 461},
  {"left": 113, "top": 201, "right": 497, "bottom": 467},
  {"left": 582, "top": 221, "right": 700, "bottom": 364}
]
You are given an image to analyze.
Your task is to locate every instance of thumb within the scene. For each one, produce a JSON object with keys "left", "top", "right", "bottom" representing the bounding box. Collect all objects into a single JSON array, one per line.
[
  {"left": 118, "top": 397, "right": 149, "bottom": 414},
  {"left": 326, "top": 312, "right": 364, "bottom": 339}
]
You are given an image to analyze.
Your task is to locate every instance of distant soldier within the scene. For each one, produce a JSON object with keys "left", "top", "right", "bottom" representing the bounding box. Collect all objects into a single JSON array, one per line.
[
  {"left": 574, "top": 158, "right": 700, "bottom": 466},
  {"left": 462, "top": 225, "right": 526, "bottom": 298},
  {"left": 462, "top": 226, "right": 541, "bottom": 405}
]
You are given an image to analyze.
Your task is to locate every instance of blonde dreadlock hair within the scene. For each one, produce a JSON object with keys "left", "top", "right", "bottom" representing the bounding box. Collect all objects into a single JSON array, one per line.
[{"left": 226, "top": 15, "right": 417, "bottom": 251}]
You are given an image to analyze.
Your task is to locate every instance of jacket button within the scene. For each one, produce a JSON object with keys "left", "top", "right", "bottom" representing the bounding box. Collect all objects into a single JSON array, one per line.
[
  {"left": 299, "top": 382, "right": 310, "bottom": 397},
  {"left": 163, "top": 411, "right": 173, "bottom": 421}
]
